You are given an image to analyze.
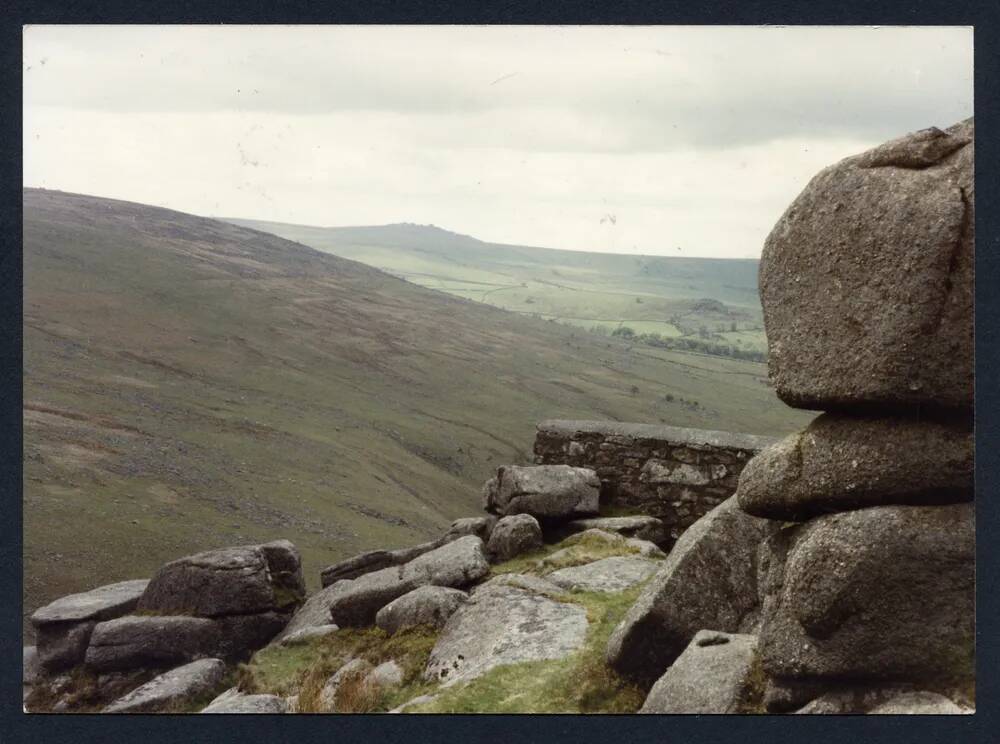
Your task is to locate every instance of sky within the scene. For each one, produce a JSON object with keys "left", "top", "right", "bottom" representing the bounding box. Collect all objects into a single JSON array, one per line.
[{"left": 23, "top": 25, "right": 973, "bottom": 258}]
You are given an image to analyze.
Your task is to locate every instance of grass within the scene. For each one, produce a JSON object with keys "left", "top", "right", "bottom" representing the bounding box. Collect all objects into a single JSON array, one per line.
[
  {"left": 490, "top": 530, "right": 658, "bottom": 578},
  {"left": 23, "top": 188, "right": 810, "bottom": 640}
]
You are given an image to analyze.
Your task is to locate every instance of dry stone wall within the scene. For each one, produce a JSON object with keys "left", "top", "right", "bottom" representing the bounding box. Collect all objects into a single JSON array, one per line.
[{"left": 534, "top": 419, "right": 777, "bottom": 542}]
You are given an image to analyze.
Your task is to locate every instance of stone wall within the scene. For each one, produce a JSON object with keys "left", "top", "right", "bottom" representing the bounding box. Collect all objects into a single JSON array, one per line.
[{"left": 533, "top": 420, "right": 777, "bottom": 542}]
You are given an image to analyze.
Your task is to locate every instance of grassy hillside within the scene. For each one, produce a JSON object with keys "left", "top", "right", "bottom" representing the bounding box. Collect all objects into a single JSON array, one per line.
[
  {"left": 23, "top": 189, "right": 809, "bottom": 638},
  {"left": 225, "top": 219, "right": 768, "bottom": 356}
]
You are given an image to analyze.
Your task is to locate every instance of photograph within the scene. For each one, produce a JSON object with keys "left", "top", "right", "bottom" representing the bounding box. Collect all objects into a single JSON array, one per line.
[{"left": 21, "top": 24, "right": 974, "bottom": 715}]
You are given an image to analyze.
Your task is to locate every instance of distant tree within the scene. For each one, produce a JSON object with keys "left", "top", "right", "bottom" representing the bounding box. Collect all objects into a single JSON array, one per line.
[
  {"left": 630, "top": 385, "right": 640, "bottom": 395},
  {"left": 612, "top": 326, "right": 636, "bottom": 339}
]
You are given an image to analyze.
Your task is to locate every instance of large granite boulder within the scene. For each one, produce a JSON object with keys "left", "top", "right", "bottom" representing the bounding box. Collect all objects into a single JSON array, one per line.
[
  {"left": 737, "top": 413, "right": 973, "bottom": 521},
  {"left": 759, "top": 119, "right": 974, "bottom": 413},
  {"left": 31, "top": 579, "right": 149, "bottom": 672},
  {"left": 212, "top": 611, "right": 291, "bottom": 661},
  {"left": 201, "top": 687, "right": 290, "bottom": 713},
  {"left": 328, "top": 536, "right": 489, "bottom": 627},
  {"left": 758, "top": 503, "right": 974, "bottom": 682},
  {"left": 103, "top": 658, "right": 226, "bottom": 713},
  {"left": 375, "top": 586, "right": 468, "bottom": 635},
  {"left": 85, "top": 616, "right": 220, "bottom": 672},
  {"left": 483, "top": 465, "right": 600, "bottom": 521},
  {"left": 424, "top": 574, "right": 588, "bottom": 687},
  {"left": 547, "top": 556, "right": 661, "bottom": 594},
  {"left": 640, "top": 631, "right": 763, "bottom": 714},
  {"left": 486, "top": 514, "right": 543, "bottom": 562},
  {"left": 137, "top": 541, "right": 304, "bottom": 617},
  {"left": 606, "top": 496, "right": 776, "bottom": 683}
]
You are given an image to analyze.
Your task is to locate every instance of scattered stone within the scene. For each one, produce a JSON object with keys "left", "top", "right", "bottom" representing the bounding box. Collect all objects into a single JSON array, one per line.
[
  {"left": 424, "top": 574, "right": 588, "bottom": 687},
  {"left": 103, "top": 658, "right": 226, "bottom": 713},
  {"left": 759, "top": 119, "right": 974, "bottom": 413},
  {"left": 759, "top": 503, "right": 974, "bottom": 681},
  {"left": 137, "top": 542, "right": 304, "bottom": 617},
  {"left": 640, "top": 631, "right": 763, "bottom": 714},
  {"left": 547, "top": 556, "right": 660, "bottom": 593},
  {"left": 737, "top": 413, "right": 973, "bottom": 521},
  {"left": 486, "top": 514, "right": 543, "bottom": 562},
  {"left": 483, "top": 465, "right": 600, "bottom": 521},
  {"left": 85, "top": 615, "right": 219, "bottom": 672},
  {"left": 479, "top": 573, "right": 566, "bottom": 598},
  {"left": 201, "top": 687, "right": 289, "bottom": 713},
  {"left": 375, "top": 586, "right": 468, "bottom": 635},
  {"left": 444, "top": 516, "right": 497, "bottom": 542},
  {"left": 328, "top": 536, "right": 489, "bottom": 627},
  {"left": 369, "top": 660, "right": 404, "bottom": 689},
  {"left": 389, "top": 693, "right": 439, "bottom": 713},
  {"left": 319, "top": 658, "right": 374, "bottom": 711},
  {"left": 606, "top": 496, "right": 776, "bottom": 683},
  {"left": 561, "top": 515, "right": 669, "bottom": 545},
  {"left": 279, "top": 624, "right": 340, "bottom": 646},
  {"left": 868, "top": 691, "right": 966, "bottom": 715},
  {"left": 35, "top": 621, "right": 96, "bottom": 673}
]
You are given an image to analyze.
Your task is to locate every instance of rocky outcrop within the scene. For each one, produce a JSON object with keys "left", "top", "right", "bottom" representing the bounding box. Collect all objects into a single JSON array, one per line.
[
  {"left": 486, "top": 514, "right": 543, "bottom": 562},
  {"left": 640, "top": 631, "right": 763, "bottom": 714},
  {"left": 31, "top": 579, "right": 149, "bottom": 672},
  {"left": 85, "top": 616, "right": 220, "bottom": 672},
  {"left": 547, "top": 556, "right": 660, "bottom": 593},
  {"left": 737, "top": 119, "right": 975, "bottom": 715},
  {"left": 606, "top": 497, "right": 775, "bottom": 683},
  {"left": 737, "top": 413, "right": 973, "bottom": 521},
  {"left": 424, "top": 574, "right": 588, "bottom": 687},
  {"left": 327, "top": 536, "right": 489, "bottom": 627},
  {"left": 483, "top": 464, "right": 599, "bottom": 521},
  {"left": 103, "top": 658, "right": 226, "bottom": 713},
  {"left": 759, "top": 119, "right": 974, "bottom": 413},
  {"left": 375, "top": 586, "right": 468, "bottom": 635}
]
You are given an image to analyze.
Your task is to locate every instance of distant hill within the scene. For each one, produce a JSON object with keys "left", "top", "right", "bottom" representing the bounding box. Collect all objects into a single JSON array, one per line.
[
  {"left": 225, "top": 219, "right": 767, "bottom": 355},
  {"left": 23, "top": 189, "right": 808, "bottom": 637}
]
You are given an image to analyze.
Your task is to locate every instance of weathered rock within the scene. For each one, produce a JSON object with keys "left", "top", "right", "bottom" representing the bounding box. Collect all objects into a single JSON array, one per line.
[
  {"left": 762, "top": 676, "right": 834, "bottom": 713},
  {"left": 212, "top": 611, "right": 291, "bottom": 661},
  {"left": 321, "top": 550, "right": 402, "bottom": 587},
  {"left": 555, "top": 527, "right": 666, "bottom": 559},
  {"left": 369, "top": 660, "right": 404, "bottom": 689},
  {"left": 201, "top": 687, "right": 290, "bottom": 713},
  {"left": 486, "top": 514, "right": 543, "bottom": 562},
  {"left": 640, "top": 631, "right": 763, "bottom": 714},
  {"left": 561, "top": 516, "right": 670, "bottom": 545},
  {"left": 103, "top": 658, "right": 226, "bottom": 713},
  {"left": 278, "top": 624, "right": 340, "bottom": 646},
  {"left": 35, "top": 621, "right": 96, "bottom": 673},
  {"left": 606, "top": 496, "right": 776, "bottom": 683},
  {"left": 375, "top": 586, "right": 468, "bottom": 635},
  {"left": 547, "top": 556, "right": 660, "bottom": 594},
  {"left": 319, "top": 658, "right": 374, "bottom": 711},
  {"left": 273, "top": 583, "right": 346, "bottom": 642},
  {"left": 759, "top": 503, "right": 974, "bottom": 682},
  {"left": 424, "top": 574, "right": 588, "bottom": 687},
  {"left": 792, "top": 684, "right": 919, "bottom": 714},
  {"left": 444, "top": 516, "right": 497, "bottom": 542},
  {"left": 137, "top": 543, "right": 303, "bottom": 617},
  {"left": 483, "top": 465, "right": 600, "bottom": 520},
  {"left": 737, "top": 413, "right": 973, "bottom": 521},
  {"left": 31, "top": 579, "right": 150, "bottom": 625},
  {"left": 328, "top": 536, "right": 489, "bottom": 627},
  {"left": 85, "top": 615, "right": 220, "bottom": 672},
  {"left": 23, "top": 646, "right": 42, "bottom": 686},
  {"left": 625, "top": 538, "right": 667, "bottom": 559},
  {"left": 760, "top": 119, "right": 974, "bottom": 413},
  {"left": 868, "top": 691, "right": 966, "bottom": 715},
  {"left": 388, "top": 693, "right": 439, "bottom": 713}
]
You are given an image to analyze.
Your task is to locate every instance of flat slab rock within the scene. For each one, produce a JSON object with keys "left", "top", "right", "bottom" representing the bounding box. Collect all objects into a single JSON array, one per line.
[
  {"left": 482, "top": 464, "right": 600, "bottom": 520},
  {"left": 201, "top": 687, "right": 289, "bottom": 713},
  {"left": 424, "top": 574, "right": 588, "bottom": 688},
  {"left": 562, "top": 516, "right": 669, "bottom": 546},
  {"left": 641, "top": 631, "right": 762, "bottom": 714},
  {"left": 606, "top": 496, "right": 775, "bottom": 683},
  {"left": 104, "top": 658, "right": 226, "bottom": 713},
  {"left": 85, "top": 615, "right": 220, "bottom": 672},
  {"left": 547, "top": 556, "right": 661, "bottom": 593},
  {"left": 737, "top": 413, "right": 973, "bottom": 521},
  {"left": 31, "top": 579, "right": 149, "bottom": 626}
]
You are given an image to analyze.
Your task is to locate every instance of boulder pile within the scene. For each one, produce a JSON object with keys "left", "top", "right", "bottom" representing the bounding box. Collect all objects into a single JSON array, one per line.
[{"left": 736, "top": 119, "right": 975, "bottom": 713}]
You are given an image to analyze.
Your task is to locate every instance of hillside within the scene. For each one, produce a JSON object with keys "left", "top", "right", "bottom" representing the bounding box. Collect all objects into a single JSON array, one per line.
[
  {"left": 225, "top": 219, "right": 768, "bottom": 356},
  {"left": 23, "top": 189, "right": 810, "bottom": 638}
]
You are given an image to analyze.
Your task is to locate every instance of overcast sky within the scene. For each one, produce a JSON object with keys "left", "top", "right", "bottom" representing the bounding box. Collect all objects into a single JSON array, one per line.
[{"left": 23, "top": 25, "right": 972, "bottom": 258}]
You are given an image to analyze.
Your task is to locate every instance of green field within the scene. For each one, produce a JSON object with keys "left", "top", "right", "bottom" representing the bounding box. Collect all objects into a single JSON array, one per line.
[
  {"left": 225, "top": 220, "right": 769, "bottom": 356},
  {"left": 23, "top": 189, "right": 810, "bottom": 638}
]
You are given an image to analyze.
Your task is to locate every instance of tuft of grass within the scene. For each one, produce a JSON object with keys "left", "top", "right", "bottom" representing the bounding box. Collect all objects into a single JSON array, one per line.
[{"left": 489, "top": 530, "right": 656, "bottom": 580}]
